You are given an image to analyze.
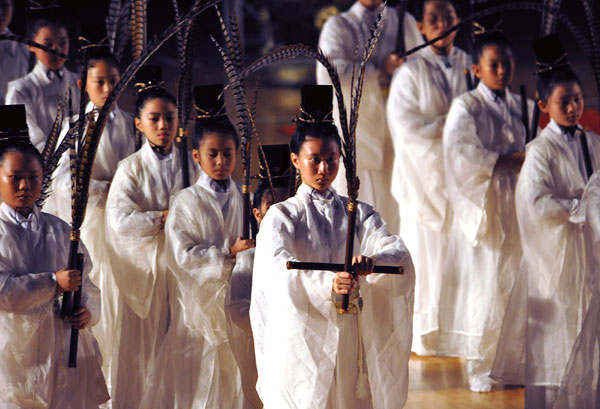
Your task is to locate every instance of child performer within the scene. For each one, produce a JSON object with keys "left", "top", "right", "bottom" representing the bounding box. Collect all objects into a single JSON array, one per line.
[
  {"left": 0, "top": 0, "right": 30, "bottom": 105},
  {"left": 45, "top": 43, "right": 135, "bottom": 386},
  {"left": 438, "top": 30, "right": 532, "bottom": 392},
  {"left": 137, "top": 84, "right": 247, "bottom": 409},
  {"left": 6, "top": 6, "right": 79, "bottom": 152},
  {"left": 515, "top": 34, "right": 600, "bottom": 408},
  {"left": 386, "top": 0, "right": 470, "bottom": 355},
  {"left": 104, "top": 69, "right": 199, "bottom": 408},
  {"left": 317, "top": 0, "right": 423, "bottom": 233},
  {"left": 226, "top": 144, "right": 291, "bottom": 409},
  {"left": 250, "top": 85, "right": 415, "bottom": 409},
  {"left": 0, "top": 104, "right": 108, "bottom": 408},
  {"left": 554, "top": 171, "right": 600, "bottom": 409}
]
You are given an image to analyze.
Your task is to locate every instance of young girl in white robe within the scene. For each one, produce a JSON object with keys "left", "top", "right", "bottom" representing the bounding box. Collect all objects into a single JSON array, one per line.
[
  {"left": 6, "top": 10, "right": 79, "bottom": 151},
  {"left": 0, "top": 132, "right": 108, "bottom": 408},
  {"left": 511, "top": 37, "right": 600, "bottom": 407},
  {"left": 137, "top": 84, "right": 247, "bottom": 409},
  {"left": 317, "top": 0, "right": 423, "bottom": 234},
  {"left": 553, "top": 171, "right": 600, "bottom": 409},
  {"left": 250, "top": 85, "right": 415, "bottom": 409},
  {"left": 386, "top": 0, "right": 471, "bottom": 355},
  {"left": 438, "top": 31, "right": 533, "bottom": 392},
  {"left": 43, "top": 46, "right": 135, "bottom": 386},
  {"left": 105, "top": 80, "right": 198, "bottom": 408}
]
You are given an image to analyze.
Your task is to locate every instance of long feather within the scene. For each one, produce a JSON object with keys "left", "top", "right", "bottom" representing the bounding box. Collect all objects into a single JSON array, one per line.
[
  {"left": 541, "top": 0, "right": 561, "bottom": 35},
  {"left": 170, "top": 0, "right": 185, "bottom": 60},
  {"left": 105, "top": 0, "right": 123, "bottom": 53},
  {"left": 131, "top": 0, "right": 147, "bottom": 59},
  {"left": 580, "top": 0, "right": 600, "bottom": 115},
  {"left": 114, "top": 0, "right": 132, "bottom": 61},
  {"left": 41, "top": 93, "right": 67, "bottom": 166}
]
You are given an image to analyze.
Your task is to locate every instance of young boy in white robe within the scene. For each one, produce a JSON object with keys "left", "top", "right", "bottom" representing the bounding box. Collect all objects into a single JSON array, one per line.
[
  {"left": 226, "top": 144, "right": 291, "bottom": 409},
  {"left": 137, "top": 84, "right": 246, "bottom": 409},
  {"left": 105, "top": 75, "right": 198, "bottom": 408},
  {"left": 513, "top": 34, "right": 600, "bottom": 408},
  {"left": 438, "top": 30, "right": 532, "bottom": 392},
  {"left": 317, "top": 0, "right": 423, "bottom": 233},
  {"left": 43, "top": 45, "right": 136, "bottom": 389},
  {"left": 0, "top": 107, "right": 108, "bottom": 409},
  {"left": 6, "top": 8, "right": 79, "bottom": 151},
  {"left": 0, "top": 0, "right": 30, "bottom": 105},
  {"left": 250, "top": 85, "right": 415, "bottom": 409},
  {"left": 386, "top": 0, "right": 471, "bottom": 355},
  {"left": 554, "top": 171, "right": 600, "bottom": 409}
]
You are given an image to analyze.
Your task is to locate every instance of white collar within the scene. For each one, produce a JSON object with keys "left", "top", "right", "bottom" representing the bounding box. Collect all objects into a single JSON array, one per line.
[
  {"left": 477, "top": 81, "right": 509, "bottom": 104},
  {"left": 141, "top": 140, "right": 174, "bottom": 162},
  {"left": 196, "top": 169, "right": 232, "bottom": 193},
  {"left": 0, "top": 202, "right": 41, "bottom": 230},
  {"left": 349, "top": 1, "right": 383, "bottom": 20},
  {"left": 34, "top": 60, "right": 66, "bottom": 82},
  {"left": 297, "top": 183, "right": 336, "bottom": 201},
  {"left": 548, "top": 118, "right": 582, "bottom": 141},
  {"left": 86, "top": 101, "right": 117, "bottom": 122}
]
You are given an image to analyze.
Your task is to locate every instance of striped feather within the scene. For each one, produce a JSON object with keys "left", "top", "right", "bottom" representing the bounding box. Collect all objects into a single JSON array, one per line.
[{"left": 105, "top": 0, "right": 122, "bottom": 52}]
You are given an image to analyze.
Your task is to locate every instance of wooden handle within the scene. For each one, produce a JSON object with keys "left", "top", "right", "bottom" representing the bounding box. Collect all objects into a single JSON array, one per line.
[
  {"left": 286, "top": 261, "right": 404, "bottom": 275},
  {"left": 68, "top": 253, "right": 85, "bottom": 368}
]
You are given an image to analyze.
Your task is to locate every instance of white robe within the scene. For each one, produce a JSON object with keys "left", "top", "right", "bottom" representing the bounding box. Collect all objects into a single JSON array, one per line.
[
  {"left": 105, "top": 142, "right": 199, "bottom": 408},
  {"left": 43, "top": 101, "right": 135, "bottom": 389},
  {"left": 438, "top": 82, "right": 532, "bottom": 385},
  {"left": 554, "top": 171, "right": 600, "bottom": 408},
  {"left": 316, "top": 2, "right": 423, "bottom": 234},
  {"left": 0, "top": 29, "right": 30, "bottom": 105},
  {"left": 250, "top": 183, "right": 415, "bottom": 409},
  {"left": 0, "top": 204, "right": 108, "bottom": 409},
  {"left": 137, "top": 172, "right": 243, "bottom": 409},
  {"left": 225, "top": 248, "right": 261, "bottom": 409},
  {"left": 508, "top": 121, "right": 600, "bottom": 391},
  {"left": 6, "top": 60, "right": 79, "bottom": 152},
  {"left": 387, "top": 45, "right": 472, "bottom": 355}
]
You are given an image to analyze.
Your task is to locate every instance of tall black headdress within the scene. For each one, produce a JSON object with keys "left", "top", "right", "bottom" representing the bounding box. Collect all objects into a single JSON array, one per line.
[
  {"left": 297, "top": 85, "right": 334, "bottom": 124},
  {"left": 194, "top": 84, "right": 227, "bottom": 118},
  {"left": 134, "top": 65, "right": 164, "bottom": 94},
  {"left": 533, "top": 33, "right": 570, "bottom": 74},
  {"left": 0, "top": 105, "right": 29, "bottom": 139},
  {"left": 258, "top": 144, "right": 291, "bottom": 183}
]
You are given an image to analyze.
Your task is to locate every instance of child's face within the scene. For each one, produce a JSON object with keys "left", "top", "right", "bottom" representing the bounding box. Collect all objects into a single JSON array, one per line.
[
  {"left": 253, "top": 186, "right": 288, "bottom": 224},
  {"left": 358, "top": 0, "right": 383, "bottom": 11},
  {"left": 82, "top": 60, "right": 120, "bottom": 108},
  {"left": 0, "top": 151, "right": 43, "bottom": 213},
  {"left": 291, "top": 137, "right": 340, "bottom": 192},
  {"left": 192, "top": 132, "right": 237, "bottom": 180},
  {"left": 417, "top": 0, "right": 459, "bottom": 53},
  {"left": 539, "top": 82, "right": 584, "bottom": 128},
  {"left": 28, "top": 25, "right": 69, "bottom": 70},
  {"left": 473, "top": 44, "right": 515, "bottom": 91},
  {"left": 135, "top": 98, "right": 177, "bottom": 151}
]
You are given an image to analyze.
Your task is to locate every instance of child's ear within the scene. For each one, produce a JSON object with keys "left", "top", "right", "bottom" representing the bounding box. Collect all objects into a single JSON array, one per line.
[
  {"left": 291, "top": 152, "right": 300, "bottom": 170},
  {"left": 77, "top": 79, "right": 82, "bottom": 89},
  {"left": 416, "top": 21, "right": 425, "bottom": 36},
  {"left": 134, "top": 117, "right": 143, "bottom": 132},
  {"left": 472, "top": 63, "right": 482, "bottom": 80},
  {"left": 537, "top": 99, "right": 549, "bottom": 114},
  {"left": 252, "top": 207, "right": 263, "bottom": 224},
  {"left": 191, "top": 148, "right": 201, "bottom": 164}
]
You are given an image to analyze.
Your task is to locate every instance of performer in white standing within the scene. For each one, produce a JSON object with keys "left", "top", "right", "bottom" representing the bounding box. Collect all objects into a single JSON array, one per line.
[
  {"left": 386, "top": 0, "right": 470, "bottom": 356},
  {"left": 316, "top": 0, "right": 423, "bottom": 234},
  {"left": 250, "top": 85, "right": 415, "bottom": 409},
  {"left": 0, "top": 0, "right": 30, "bottom": 105},
  {"left": 105, "top": 72, "right": 199, "bottom": 408},
  {"left": 438, "top": 30, "right": 532, "bottom": 392}
]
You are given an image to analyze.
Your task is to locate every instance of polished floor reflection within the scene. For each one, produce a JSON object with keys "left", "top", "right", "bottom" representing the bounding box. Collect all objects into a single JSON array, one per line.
[{"left": 405, "top": 354, "right": 524, "bottom": 409}]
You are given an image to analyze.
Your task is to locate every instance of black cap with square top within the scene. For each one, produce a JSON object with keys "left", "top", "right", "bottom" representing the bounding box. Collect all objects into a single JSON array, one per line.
[
  {"left": 0, "top": 105, "right": 29, "bottom": 138},
  {"left": 134, "top": 65, "right": 164, "bottom": 95},
  {"left": 533, "top": 34, "right": 570, "bottom": 72},
  {"left": 258, "top": 144, "right": 291, "bottom": 182},
  {"left": 193, "top": 84, "right": 226, "bottom": 118},
  {"left": 298, "top": 85, "right": 334, "bottom": 123}
]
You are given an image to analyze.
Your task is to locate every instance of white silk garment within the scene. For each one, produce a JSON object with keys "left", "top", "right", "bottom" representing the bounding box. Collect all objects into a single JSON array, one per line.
[
  {"left": 0, "top": 204, "right": 108, "bottom": 409},
  {"left": 316, "top": 2, "right": 423, "bottom": 234},
  {"left": 105, "top": 141, "right": 199, "bottom": 408},
  {"left": 387, "top": 45, "right": 472, "bottom": 355},
  {"left": 137, "top": 172, "right": 243, "bottom": 409},
  {"left": 6, "top": 60, "right": 80, "bottom": 152},
  {"left": 250, "top": 184, "right": 415, "bottom": 409},
  {"left": 0, "top": 29, "right": 30, "bottom": 105},
  {"left": 507, "top": 121, "right": 600, "bottom": 407},
  {"left": 43, "top": 101, "right": 135, "bottom": 390},
  {"left": 225, "top": 248, "right": 262, "bottom": 409},
  {"left": 554, "top": 171, "right": 600, "bottom": 409},
  {"left": 438, "top": 82, "right": 533, "bottom": 391}
]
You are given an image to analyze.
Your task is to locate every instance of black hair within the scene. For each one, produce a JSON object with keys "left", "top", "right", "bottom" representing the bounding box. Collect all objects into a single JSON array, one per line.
[
  {"left": 134, "top": 87, "right": 177, "bottom": 119},
  {"left": 290, "top": 121, "right": 341, "bottom": 155},
  {"left": 415, "top": 0, "right": 457, "bottom": 22},
  {"left": 537, "top": 67, "right": 582, "bottom": 101},
  {"left": 26, "top": 9, "right": 67, "bottom": 39},
  {"left": 472, "top": 31, "right": 513, "bottom": 65},
  {"left": 191, "top": 116, "right": 239, "bottom": 149},
  {"left": 252, "top": 180, "right": 288, "bottom": 210},
  {"left": 0, "top": 138, "right": 44, "bottom": 170},
  {"left": 85, "top": 46, "right": 119, "bottom": 73}
]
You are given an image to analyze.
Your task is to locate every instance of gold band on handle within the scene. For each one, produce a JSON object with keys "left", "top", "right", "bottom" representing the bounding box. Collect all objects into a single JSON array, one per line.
[
  {"left": 347, "top": 201, "right": 357, "bottom": 212},
  {"left": 242, "top": 185, "right": 251, "bottom": 193},
  {"left": 70, "top": 230, "right": 80, "bottom": 241}
]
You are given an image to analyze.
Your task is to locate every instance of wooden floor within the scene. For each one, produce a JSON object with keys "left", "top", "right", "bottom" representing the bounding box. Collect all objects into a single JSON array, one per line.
[{"left": 405, "top": 354, "right": 524, "bottom": 409}]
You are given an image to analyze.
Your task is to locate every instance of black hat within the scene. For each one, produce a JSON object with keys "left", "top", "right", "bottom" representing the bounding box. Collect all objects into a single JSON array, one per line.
[
  {"left": 0, "top": 105, "right": 29, "bottom": 138},
  {"left": 258, "top": 144, "right": 291, "bottom": 183},
  {"left": 533, "top": 34, "right": 570, "bottom": 74},
  {"left": 297, "top": 85, "right": 334, "bottom": 123},
  {"left": 193, "top": 84, "right": 226, "bottom": 118},
  {"left": 134, "top": 65, "right": 164, "bottom": 95}
]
